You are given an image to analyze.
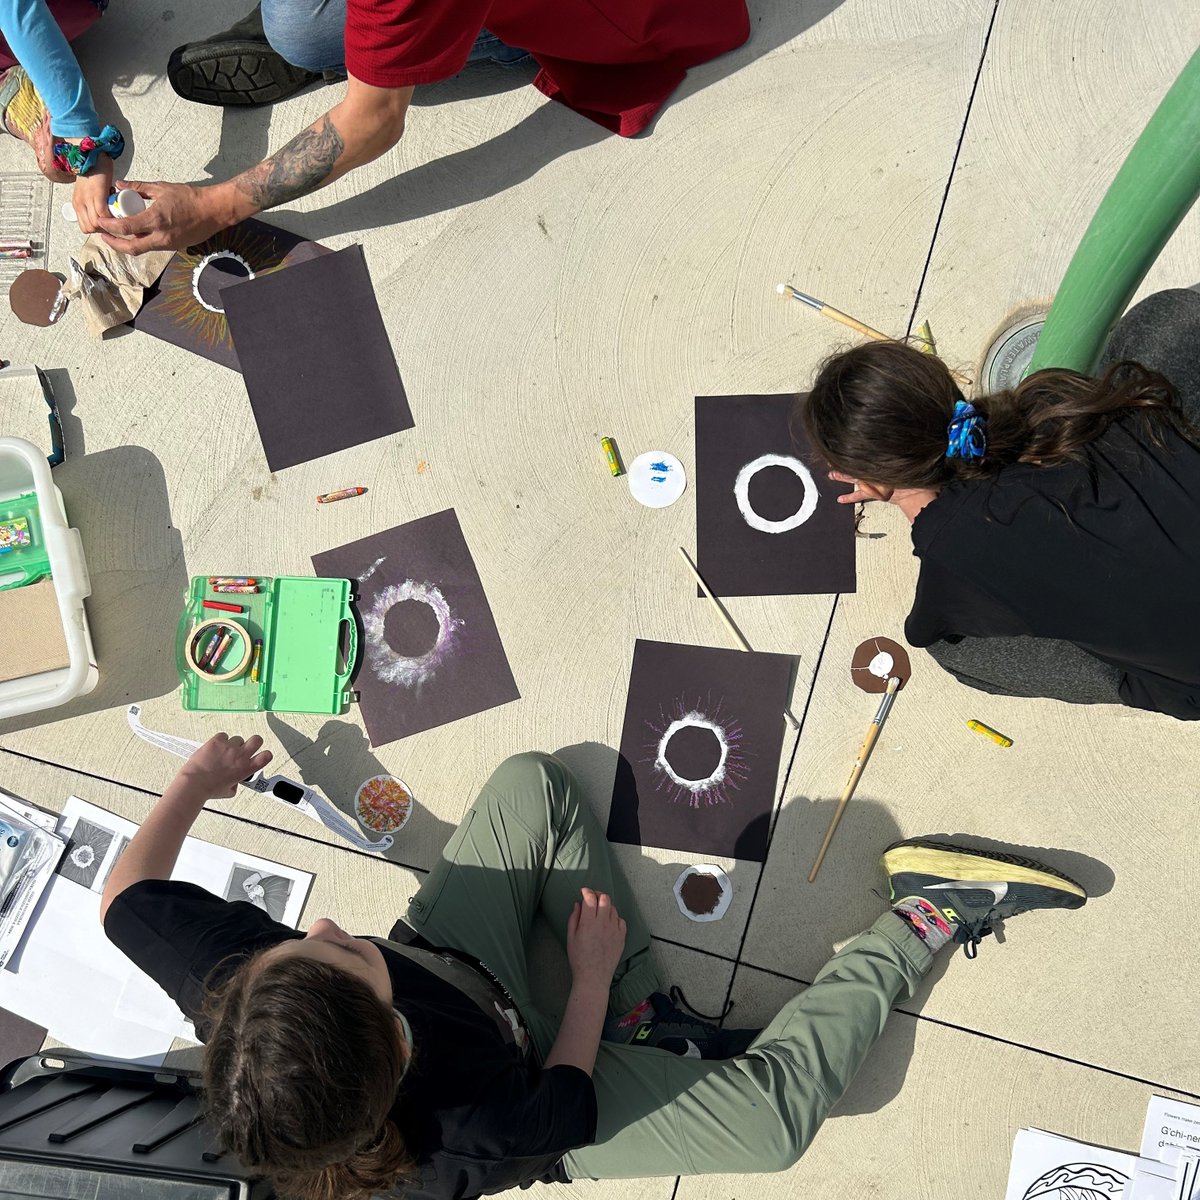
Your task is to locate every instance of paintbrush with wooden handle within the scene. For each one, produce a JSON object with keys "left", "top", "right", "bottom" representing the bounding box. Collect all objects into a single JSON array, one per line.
[{"left": 808, "top": 674, "right": 901, "bottom": 882}]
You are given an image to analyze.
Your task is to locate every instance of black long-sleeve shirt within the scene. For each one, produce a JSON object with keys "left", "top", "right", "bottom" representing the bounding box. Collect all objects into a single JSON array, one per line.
[
  {"left": 905, "top": 414, "right": 1200, "bottom": 719},
  {"left": 104, "top": 879, "right": 597, "bottom": 1199}
]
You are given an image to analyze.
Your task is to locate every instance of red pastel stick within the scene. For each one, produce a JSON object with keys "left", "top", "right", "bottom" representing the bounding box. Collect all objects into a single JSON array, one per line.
[{"left": 204, "top": 600, "right": 245, "bottom": 614}]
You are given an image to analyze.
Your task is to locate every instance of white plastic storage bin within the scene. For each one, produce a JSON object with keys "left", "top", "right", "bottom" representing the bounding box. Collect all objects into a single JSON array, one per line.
[{"left": 0, "top": 437, "right": 97, "bottom": 718}]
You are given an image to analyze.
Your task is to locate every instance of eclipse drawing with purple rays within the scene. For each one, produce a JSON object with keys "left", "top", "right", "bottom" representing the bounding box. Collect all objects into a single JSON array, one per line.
[
  {"left": 647, "top": 698, "right": 748, "bottom": 808},
  {"left": 363, "top": 578, "right": 465, "bottom": 689},
  {"left": 312, "top": 509, "right": 520, "bottom": 747},
  {"left": 608, "top": 639, "right": 795, "bottom": 861}
]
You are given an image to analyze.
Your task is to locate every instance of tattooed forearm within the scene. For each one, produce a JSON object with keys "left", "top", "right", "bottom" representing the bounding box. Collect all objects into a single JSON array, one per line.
[{"left": 234, "top": 115, "right": 345, "bottom": 210}]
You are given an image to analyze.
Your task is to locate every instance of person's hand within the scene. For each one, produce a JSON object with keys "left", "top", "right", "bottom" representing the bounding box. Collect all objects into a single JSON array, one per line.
[
  {"left": 828, "top": 470, "right": 894, "bottom": 505},
  {"left": 27, "top": 113, "right": 73, "bottom": 184},
  {"left": 94, "top": 179, "right": 231, "bottom": 253},
  {"left": 177, "top": 733, "right": 272, "bottom": 799},
  {"left": 566, "top": 888, "right": 627, "bottom": 991},
  {"left": 72, "top": 155, "right": 116, "bottom": 232}
]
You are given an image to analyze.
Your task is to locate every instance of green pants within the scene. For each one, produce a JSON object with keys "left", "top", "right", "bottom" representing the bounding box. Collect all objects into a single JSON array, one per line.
[{"left": 406, "top": 752, "right": 933, "bottom": 1179}]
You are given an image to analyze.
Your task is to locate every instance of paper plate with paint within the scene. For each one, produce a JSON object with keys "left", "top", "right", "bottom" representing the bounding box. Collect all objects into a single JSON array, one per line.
[
  {"left": 850, "top": 636, "right": 911, "bottom": 693},
  {"left": 673, "top": 864, "right": 732, "bottom": 923},
  {"left": 354, "top": 775, "right": 415, "bottom": 834},
  {"left": 628, "top": 451, "right": 687, "bottom": 508}
]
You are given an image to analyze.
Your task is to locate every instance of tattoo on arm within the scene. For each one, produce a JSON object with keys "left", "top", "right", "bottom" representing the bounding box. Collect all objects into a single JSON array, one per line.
[{"left": 234, "top": 114, "right": 345, "bottom": 210}]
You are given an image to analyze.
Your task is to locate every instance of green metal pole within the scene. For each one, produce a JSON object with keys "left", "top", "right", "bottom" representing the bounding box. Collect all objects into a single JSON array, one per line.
[{"left": 1024, "top": 47, "right": 1200, "bottom": 377}]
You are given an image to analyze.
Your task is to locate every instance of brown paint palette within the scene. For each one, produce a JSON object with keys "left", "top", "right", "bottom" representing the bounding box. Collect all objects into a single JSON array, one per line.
[
  {"left": 9, "top": 269, "right": 63, "bottom": 326},
  {"left": 850, "top": 636, "right": 911, "bottom": 693}
]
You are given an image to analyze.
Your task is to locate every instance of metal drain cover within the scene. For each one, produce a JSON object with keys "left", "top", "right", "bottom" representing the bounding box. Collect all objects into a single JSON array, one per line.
[{"left": 982, "top": 313, "right": 1046, "bottom": 392}]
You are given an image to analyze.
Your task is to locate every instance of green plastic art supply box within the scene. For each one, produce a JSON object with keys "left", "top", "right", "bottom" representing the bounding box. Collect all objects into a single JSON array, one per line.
[{"left": 176, "top": 575, "right": 357, "bottom": 714}]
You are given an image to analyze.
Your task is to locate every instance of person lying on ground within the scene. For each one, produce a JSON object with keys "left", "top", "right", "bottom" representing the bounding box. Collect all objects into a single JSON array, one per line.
[
  {"left": 92, "top": 0, "right": 750, "bottom": 254},
  {"left": 799, "top": 288, "right": 1200, "bottom": 720},
  {"left": 102, "top": 731, "right": 1087, "bottom": 1200},
  {"left": 0, "top": 0, "right": 123, "bottom": 226}
]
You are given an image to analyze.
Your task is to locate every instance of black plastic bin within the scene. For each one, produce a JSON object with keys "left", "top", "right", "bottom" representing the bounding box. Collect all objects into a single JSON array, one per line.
[{"left": 0, "top": 1050, "right": 271, "bottom": 1199}]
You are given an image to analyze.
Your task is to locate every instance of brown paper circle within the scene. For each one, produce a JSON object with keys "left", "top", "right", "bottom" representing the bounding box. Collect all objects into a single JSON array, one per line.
[
  {"left": 9, "top": 270, "right": 63, "bottom": 327},
  {"left": 850, "top": 636, "right": 911, "bottom": 693}
]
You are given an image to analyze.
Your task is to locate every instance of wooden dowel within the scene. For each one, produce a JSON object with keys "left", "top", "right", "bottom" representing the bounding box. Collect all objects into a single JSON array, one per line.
[
  {"left": 677, "top": 547, "right": 801, "bottom": 732},
  {"left": 808, "top": 676, "right": 900, "bottom": 881}
]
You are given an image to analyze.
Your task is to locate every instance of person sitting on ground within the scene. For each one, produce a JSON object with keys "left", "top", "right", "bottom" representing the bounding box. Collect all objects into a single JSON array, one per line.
[
  {"left": 0, "top": 0, "right": 124, "bottom": 227},
  {"left": 103, "top": 731, "right": 1086, "bottom": 1200},
  {"left": 92, "top": 0, "right": 750, "bottom": 255},
  {"left": 799, "top": 287, "right": 1200, "bottom": 720}
]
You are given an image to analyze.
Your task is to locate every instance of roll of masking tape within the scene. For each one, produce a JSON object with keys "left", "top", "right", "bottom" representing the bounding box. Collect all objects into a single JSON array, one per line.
[{"left": 187, "top": 617, "right": 253, "bottom": 682}]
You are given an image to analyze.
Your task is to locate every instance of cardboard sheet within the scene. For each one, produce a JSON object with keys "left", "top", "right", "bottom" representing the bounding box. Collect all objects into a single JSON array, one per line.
[
  {"left": 0, "top": 1006, "right": 46, "bottom": 1065},
  {"left": 694, "top": 393, "right": 856, "bottom": 597},
  {"left": 0, "top": 579, "right": 69, "bottom": 683},
  {"left": 225, "top": 244, "right": 414, "bottom": 471},
  {"left": 313, "top": 509, "right": 520, "bottom": 746},
  {"left": 607, "top": 638, "right": 795, "bottom": 861},
  {"left": 132, "top": 217, "right": 329, "bottom": 371}
]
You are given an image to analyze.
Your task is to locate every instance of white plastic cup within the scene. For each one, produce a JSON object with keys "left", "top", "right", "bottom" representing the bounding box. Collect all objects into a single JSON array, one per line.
[{"left": 107, "top": 189, "right": 146, "bottom": 219}]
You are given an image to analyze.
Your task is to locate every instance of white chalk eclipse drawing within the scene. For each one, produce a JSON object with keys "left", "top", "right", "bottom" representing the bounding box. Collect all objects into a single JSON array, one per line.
[
  {"left": 192, "top": 250, "right": 254, "bottom": 314},
  {"left": 733, "top": 453, "right": 818, "bottom": 533},
  {"left": 656, "top": 712, "right": 730, "bottom": 792},
  {"left": 363, "top": 579, "right": 464, "bottom": 688}
]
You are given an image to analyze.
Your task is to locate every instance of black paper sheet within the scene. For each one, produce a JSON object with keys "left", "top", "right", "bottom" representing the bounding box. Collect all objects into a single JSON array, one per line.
[
  {"left": 313, "top": 509, "right": 519, "bottom": 746},
  {"left": 225, "top": 244, "right": 414, "bottom": 471},
  {"left": 132, "top": 217, "right": 330, "bottom": 372},
  {"left": 695, "top": 394, "right": 856, "bottom": 597},
  {"left": 607, "top": 638, "right": 795, "bottom": 861}
]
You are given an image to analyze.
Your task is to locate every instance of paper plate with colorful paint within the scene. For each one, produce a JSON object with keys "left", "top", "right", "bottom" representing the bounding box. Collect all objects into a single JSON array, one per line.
[
  {"left": 354, "top": 775, "right": 415, "bottom": 834},
  {"left": 628, "top": 451, "right": 687, "bottom": 508}
]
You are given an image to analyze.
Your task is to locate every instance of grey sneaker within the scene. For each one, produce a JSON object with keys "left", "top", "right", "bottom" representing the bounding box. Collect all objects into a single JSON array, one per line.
[
  {"left": 167, "top": 5, "right": 322, "bottom": 106},
  {"left": 882, "top": 837, "right": 1087, "bottom": 959}
]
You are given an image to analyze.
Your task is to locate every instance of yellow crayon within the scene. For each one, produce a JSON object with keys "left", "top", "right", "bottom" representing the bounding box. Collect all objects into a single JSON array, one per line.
[
  {"left": 600, "top": 436, "right": 623, "bottom": 477},
  {"left": 966, "top": 719, "right": 1012, "bottom": 748},
  {"left": 251, "top": 639, "right": 263, "bottom": 683}
]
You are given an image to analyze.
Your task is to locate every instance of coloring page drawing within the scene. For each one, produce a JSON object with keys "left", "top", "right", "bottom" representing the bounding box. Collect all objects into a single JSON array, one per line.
[
  {"left": 56, "top": 818, "right": 114, "bottom": 889},
  {"left": 1004, "top": 1129, "right": 1136, "bottom": 1200},
  {"left": 225, "top": 865, "right": 294, "bottom": 923},
  {"left": 607, "top": 639, "right": 795, "bottom": 861},
  {"left": 695, "top": 393, "right": 856, "bottom": 597}
]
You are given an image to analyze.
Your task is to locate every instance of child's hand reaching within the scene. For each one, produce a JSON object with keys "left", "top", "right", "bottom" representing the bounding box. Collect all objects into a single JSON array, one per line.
[
  {"left": 177, "top": 733, "right": 272, "bottom": 799},
  {"left": 72, "top": 154, "right": 116, "bottom": 232}
]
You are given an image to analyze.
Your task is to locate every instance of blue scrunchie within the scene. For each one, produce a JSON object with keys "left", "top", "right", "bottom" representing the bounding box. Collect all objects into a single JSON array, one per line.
[
  {"left": 51, "top": 124, "right": 124, "bottom": 176},
  {"left": 946, "top": 400, "right": 987, "bottom": 461}
]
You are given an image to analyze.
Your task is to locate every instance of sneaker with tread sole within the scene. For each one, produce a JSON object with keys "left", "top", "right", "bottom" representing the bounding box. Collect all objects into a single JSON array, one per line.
[
  {"left": 167, "top": 5, "right": 322, "bottom": 107},
  {"left": 882, "top": 837, "right": 1087, "bottom": 958},
  {"left": 617, "top": 987, "right": 760, "bottom": 1059}
]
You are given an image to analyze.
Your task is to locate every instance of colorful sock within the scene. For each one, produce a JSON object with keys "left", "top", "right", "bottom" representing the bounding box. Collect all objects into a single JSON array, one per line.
[
  {"left": 892, "top": 896, "right": 957, "bottom": 953},
  {"left": 602, "top": 997, "right": 654, "bottom": 1042}
]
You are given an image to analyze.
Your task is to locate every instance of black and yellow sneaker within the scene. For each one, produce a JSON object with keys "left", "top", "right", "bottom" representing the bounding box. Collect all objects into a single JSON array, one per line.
[
  {"left": 607, "top": 988, "right": 760, "bottom": 1059},
  {"left": 882, "top": 837, "right": 1087, "bottom": 959}
]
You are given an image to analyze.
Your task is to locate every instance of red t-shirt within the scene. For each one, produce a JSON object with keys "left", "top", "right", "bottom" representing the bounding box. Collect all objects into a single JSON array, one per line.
[{"left": 344, "top": 0, "right": 750, "bottom": 137}]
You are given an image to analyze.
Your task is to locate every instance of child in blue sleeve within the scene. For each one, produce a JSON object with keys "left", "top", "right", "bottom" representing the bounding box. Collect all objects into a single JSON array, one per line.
[{"left": 0, "top": 0, "right": 124, "bottom": 229}]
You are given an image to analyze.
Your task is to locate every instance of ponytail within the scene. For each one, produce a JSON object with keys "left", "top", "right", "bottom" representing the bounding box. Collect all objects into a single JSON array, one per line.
[{"left": 799, "top": 340, "right": 1189, "bottom": 490}]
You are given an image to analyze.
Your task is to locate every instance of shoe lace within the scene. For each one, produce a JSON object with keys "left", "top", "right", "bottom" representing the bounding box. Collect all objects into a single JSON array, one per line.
[{"left": 667, "top": 984, "right": 734, "bottom": 1025}]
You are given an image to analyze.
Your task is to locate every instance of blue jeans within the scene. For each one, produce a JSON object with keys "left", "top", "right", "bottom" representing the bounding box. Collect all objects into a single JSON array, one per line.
[{"left": 260, "top": 0, "right": 529, "bottom": 75}]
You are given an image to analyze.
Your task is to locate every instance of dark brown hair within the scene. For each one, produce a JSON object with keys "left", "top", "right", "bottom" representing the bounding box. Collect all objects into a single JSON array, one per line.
[
  {"left": 797, "top": 339, "right": 1188, "bottom": 490},
  {"left": 203, "top": 954, "right": 414, "bottom": 1200}
]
